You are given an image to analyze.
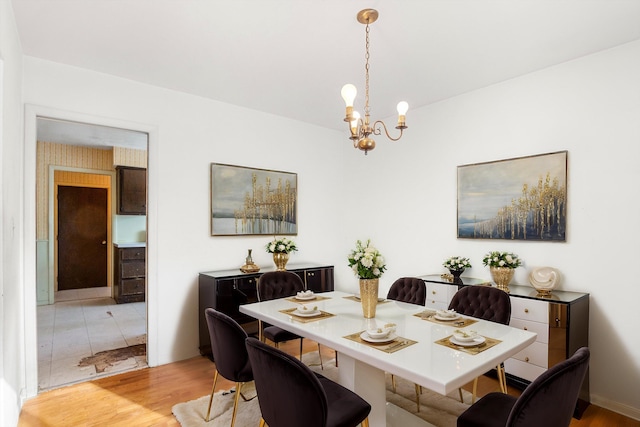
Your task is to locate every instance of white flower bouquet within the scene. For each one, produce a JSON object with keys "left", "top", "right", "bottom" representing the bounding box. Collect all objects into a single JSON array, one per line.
[
  {"left": 443, "top": 256, "right": 472, "bottom": 271},
  {"left": 347, "top": 239, "right": 387, "bottom": 279},
  {"left": 482, "top": 251, "right": 522, "bottom": 268},
  {"left": 265, "top": 237, "right": 298, "bottom": 254}
]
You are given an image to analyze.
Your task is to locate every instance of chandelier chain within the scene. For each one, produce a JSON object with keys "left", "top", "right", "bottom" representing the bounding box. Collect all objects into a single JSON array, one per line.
[{"left": 364, "top": 23, "right": 371, "bottom": 121}]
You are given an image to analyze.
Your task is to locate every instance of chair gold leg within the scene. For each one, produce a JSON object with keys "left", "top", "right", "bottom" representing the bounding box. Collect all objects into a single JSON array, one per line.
[
  {"left": 230, "top": 382, "right": 243, "bottom": 427},
  {"left": 205, "top": 369, "right": 219, "bottom": 421},
  {"left": 391, "top": 374, "right": 397, "bottom": 393},
  {"left": 259, "top": 417, "right": 267, "bottom": 427},
  {"left": 497, "top": 364, "right": 508, "bottom": 394},
  {"left": 317, "top": 343, "right": 324, "bottom": 370},
  {"left": 335, "top": 350, "right": 338, "bottom": 367},
  {"left": 472, "top": 377, "right": 478, "bottom": 404},
  {"left": 458, "top": 387, "right": 464, "bottom": 403},
  {"left": 299, "top": 338, "right": 303, "bottom": 360},
  {"left": 414, "top": 383, "right": 421, "bottom": 412},
  {"left": 361, "top": 417, "right": 370, "bottom": 427}
]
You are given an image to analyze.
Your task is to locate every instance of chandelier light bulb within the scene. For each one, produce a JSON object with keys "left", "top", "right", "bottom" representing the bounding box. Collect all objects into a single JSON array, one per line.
[
  {"left": 341, "top": 84, "right": 357, "bottom": 107},
  {"left": 350, "top": 111, "right": 361, "bottom": 137},
  {"left": 396, "top": 101, "right": 409, "bottom": 116}
]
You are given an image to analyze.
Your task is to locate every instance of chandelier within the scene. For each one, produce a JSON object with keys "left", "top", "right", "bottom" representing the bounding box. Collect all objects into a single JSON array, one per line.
[{"left": 341, "top": 9, "right": 408, "bottom": 155}]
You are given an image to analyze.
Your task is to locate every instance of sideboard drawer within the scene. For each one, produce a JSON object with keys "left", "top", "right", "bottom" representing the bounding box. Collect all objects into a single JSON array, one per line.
[
  {"left": 120, "top": 247, "right": 145, "bottom": 260},
  {"left": 504, "top": 358, "right": 547, "bottom": 382},
  {"left": 511, "top": 297, "right": 549, "bottom": 324},
  {"left": 510, "top": 318, "right": 549, "bottom": 344},
  {"left": 121, "top": 278, "right": 145, "bottom": 296},
  {"left": 511, "top": 341, "right": 548, "bottom": 368},
  {"left": 121, "top": 260, "right": 145, "bottom": 278}
]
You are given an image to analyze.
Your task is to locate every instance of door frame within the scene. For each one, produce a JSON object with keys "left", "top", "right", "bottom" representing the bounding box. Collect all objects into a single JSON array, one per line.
[
  {"left": 51, "top": 168, "right": 114, "bottom": 298},
  {"left": 24, "top": 104, "right": 159, "bottom": 398}
]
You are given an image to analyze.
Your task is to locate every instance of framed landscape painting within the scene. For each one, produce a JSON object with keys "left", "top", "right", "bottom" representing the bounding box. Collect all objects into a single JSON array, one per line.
[
  {"left": 457, "top": 151, "right": 567, "bottom": 241},
  {"left": 211, "top": 163, "right": 298, "bottom": 236}
]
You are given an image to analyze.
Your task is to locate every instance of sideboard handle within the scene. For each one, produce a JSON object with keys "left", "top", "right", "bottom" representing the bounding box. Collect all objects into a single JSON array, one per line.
[{"left": 524, "top": 308, "right": 529, "bottom": 313}]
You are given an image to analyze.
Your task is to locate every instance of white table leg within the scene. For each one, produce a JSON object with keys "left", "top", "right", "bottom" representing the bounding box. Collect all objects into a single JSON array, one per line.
[
  {"left": 337, "top": 354, "right": 435, "bottom": 427},
  {"left": 338, "top": 353, "right": 387, "bottom": 426}
]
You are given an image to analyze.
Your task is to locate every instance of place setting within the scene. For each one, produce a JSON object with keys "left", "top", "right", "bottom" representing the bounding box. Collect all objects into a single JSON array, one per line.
[
  {"left": 414, "top": 309, "right": 478, "bottom": 327},
  {"left": 435, "top": 329, "right": 501, "bottom": 355},
  {"left": 279, "top": 303, "right": 335, "bottom": 323},
  {"left": 285, "top": 290, "right": 331, "bottom": 304},
  {"left": 344, "top": 323, "right": 417, "bottom": 353},
  {"left": 343, "top": 293, "right": 390, "bottom": 304}
]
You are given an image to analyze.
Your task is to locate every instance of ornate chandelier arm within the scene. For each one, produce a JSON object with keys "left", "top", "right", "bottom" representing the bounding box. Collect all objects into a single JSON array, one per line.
[{"left": 371, "top": 120, "right": 406, "bottom": 142}]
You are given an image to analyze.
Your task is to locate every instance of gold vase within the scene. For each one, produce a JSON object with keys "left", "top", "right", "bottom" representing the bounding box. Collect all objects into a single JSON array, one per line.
[
  {"left": 273, "top": 252, "right": 289, "bottom": 271},
  {"left": 359, "top": 278, "right": 379, "bottom": 318},
  {"left": 490, "top": 266, "right": 515, "bottom": 292}
]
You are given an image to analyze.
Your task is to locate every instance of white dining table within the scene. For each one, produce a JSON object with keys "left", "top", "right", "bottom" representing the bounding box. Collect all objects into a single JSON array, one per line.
[{"left": 240, "top": 291, "right": 537, "bottom": 427}]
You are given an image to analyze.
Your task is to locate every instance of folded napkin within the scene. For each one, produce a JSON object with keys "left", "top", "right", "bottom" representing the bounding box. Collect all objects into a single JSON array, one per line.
[
  {"left": 297, "top": 304, "right": 319, "bottom": 312},
  {"left": 297, "top": 290, "right": 315, "bottom": 297}
]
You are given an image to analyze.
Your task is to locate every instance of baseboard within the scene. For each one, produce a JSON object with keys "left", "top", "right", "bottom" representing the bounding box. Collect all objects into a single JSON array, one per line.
[{"left": 591, "top": 393, "right": 640, "bottom": 421}]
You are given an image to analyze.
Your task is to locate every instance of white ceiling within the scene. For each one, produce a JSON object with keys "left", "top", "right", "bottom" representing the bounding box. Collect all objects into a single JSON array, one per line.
[
  {"left": 13, "top": 0, "right": 640, "bottom": 145},
  {"left": 37, "top": 118, "right": 148, "bottom": 150}
]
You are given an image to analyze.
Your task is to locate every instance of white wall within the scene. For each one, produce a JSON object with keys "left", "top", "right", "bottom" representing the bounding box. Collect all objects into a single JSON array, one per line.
[
  {"left": 21, "top": 57, "right": 346, "bottom": 368},
  {"left": 339, "top": 40, "right": 640, "bottom": 419},
  {"left": 0, "top": 0, "right": 24, "bottom": 426}
]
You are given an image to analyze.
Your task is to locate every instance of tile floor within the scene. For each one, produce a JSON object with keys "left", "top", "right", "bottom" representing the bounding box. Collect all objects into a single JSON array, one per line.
[{"left": 37, "top": 287, "right": 147, "bottom": 391}]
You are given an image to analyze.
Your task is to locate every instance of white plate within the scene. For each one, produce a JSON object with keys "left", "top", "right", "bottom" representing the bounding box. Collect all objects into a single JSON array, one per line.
[
  {"left": 293, "top": 309, "right": 321, "bottom": 317},
  {"left": 295, "top": 294, "right": 316, "bottom": 300},
  {"left": 434, "top": 313, "right": 461, "bottom": 321},
  {"left": 360, "top": 331, "right": 397, "bottom": 343},
  {"left": 450, "top": 336, "right": 486, "bottom": 347}
]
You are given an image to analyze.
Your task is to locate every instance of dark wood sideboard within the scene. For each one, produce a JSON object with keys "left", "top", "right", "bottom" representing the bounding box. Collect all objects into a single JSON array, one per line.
[
  {"left": 198, "top": 263, "right": 334, "bottom": 357},
  {"left": 421, "top": 274, "right": 590, "bottom": 418}
]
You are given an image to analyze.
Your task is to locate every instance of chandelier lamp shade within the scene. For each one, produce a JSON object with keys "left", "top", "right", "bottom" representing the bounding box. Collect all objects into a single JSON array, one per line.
[{"left": 341, "top": 9, "right": 408, "bottom": 155}]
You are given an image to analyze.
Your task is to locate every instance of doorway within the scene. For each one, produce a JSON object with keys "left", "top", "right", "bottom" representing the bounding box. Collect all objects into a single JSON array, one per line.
[{"left": 35, "top": 117, "right": 150, "bottom": 391}]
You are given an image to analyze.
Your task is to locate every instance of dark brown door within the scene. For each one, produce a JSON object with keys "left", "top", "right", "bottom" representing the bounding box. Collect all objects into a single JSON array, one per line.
[{"left": 58, "top": 186, "right": 108, "bottom": 290}]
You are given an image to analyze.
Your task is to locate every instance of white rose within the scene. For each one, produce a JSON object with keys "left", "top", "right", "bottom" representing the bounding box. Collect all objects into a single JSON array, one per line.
[
  {"left": 269, "top": 244, "right": 276, "bottom": 252},
  {"left": 373, "top": 268, "right": 381, "bottom": 276},
  {"left": 498, "top": 260, "right": 505, "bottom": 266},
  {"left": 361, "top": 257, "right": 373, "bottom": 268}
]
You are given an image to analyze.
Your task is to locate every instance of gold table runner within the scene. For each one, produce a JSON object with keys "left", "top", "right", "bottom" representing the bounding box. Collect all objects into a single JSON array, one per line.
[
  {"left": 342, "top": 296, "right": 391, "bottom": 304},
  {"left": 434, "top": 335, "right": 501, "bottom": 355},
  {"left": 343, "top": 331, "right": 417, "bottom": 354},
  {"left": 278, "top": 308, "right": 335, "bottom": 323},
  {"left": 285, "top": 295, "right": 332, "bottom": 304},
  {"left": 414, "top": 310, "right": 478, "bottom": 327}
]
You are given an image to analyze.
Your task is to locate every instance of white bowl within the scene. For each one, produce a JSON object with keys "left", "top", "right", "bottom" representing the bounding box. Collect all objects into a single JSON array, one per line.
[
  {"left": 452, "top": 329, "right": 478, "bottom": 342},
  {"left": 366, "top": 327, "right": 392, "bottom": 339}
]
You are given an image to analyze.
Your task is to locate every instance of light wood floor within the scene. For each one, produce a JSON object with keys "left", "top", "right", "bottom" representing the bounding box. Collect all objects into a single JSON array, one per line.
[{"left": 18, "top": 340, "right": 639, "bottom": 427}]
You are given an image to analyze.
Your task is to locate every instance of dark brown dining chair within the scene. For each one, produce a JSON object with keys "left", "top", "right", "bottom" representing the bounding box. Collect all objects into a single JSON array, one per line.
[
  {"left": 387, "top": 277, "right": 427, "bottom": 306},
  {"left": 257, "top": 271, "right": 305, "bottom": 357},
  {"left": 257, "top": 271, "right": 324, "bottom": 366},
  {"left": 245, "top": 337, "right": 371, "bottom": 427},
  {"left": 204, "top": 308, "right": 254, "bottom": 426},
  {"left": 457, "top": 347, "right": 590, "bottom": 427},
  {"left": 386, "top": 277, "right": 426, "bottom": 410},
  {"left": 448, "top": 285, "right": 512, "bottom": 402}
]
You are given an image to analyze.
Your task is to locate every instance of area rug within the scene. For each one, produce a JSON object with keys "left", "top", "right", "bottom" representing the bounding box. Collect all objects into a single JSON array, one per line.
[{"left": 172, "top": 353, "right": 471, "bottom": 427}]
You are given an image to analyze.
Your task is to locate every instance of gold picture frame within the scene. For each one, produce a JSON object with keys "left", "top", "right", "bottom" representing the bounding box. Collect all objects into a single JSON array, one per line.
[
  {"left": 211, "top": 163, "right": 298, "bottom": 236},
  {"left": 457, "top": 151, "right": 567, "bottom": 241}
]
